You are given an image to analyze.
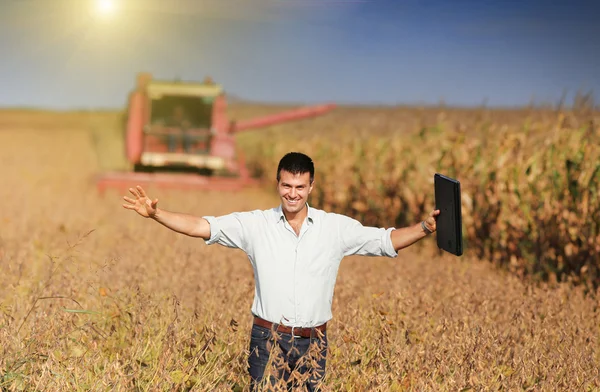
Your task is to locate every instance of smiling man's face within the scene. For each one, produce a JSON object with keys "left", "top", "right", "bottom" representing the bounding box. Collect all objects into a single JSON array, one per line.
[{"left": 277, "top": 169, "right": 313, "bottom": 216}]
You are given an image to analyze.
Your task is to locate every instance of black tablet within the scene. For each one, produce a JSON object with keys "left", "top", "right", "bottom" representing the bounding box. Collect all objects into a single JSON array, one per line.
[{"left": 434, "top": 173, "right": 463, "bottom": 256}]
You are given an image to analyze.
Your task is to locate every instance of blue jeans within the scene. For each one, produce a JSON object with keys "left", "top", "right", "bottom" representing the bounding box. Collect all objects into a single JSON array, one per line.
[{"left": 248, "top": 323, "right": 328, "bottom": 391}]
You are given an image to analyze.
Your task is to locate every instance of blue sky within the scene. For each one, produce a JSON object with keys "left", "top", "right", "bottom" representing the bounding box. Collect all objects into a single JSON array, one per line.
[{"left": 0, "top": 0, "right": 598, "bottom": 109}]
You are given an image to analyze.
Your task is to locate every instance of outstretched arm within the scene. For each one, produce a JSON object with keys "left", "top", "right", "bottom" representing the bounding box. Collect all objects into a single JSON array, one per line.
[
  {"left": 122, "top": 185, "right": 210, "bottom": 239},
  {"left": 339, "top": 209, "right": 441, "bottom": 257},
  {"left": 153, "top": 209, "right": 211, "bottom": 239},
  {"left": 390, "top": 209, "right": 439, "bottom": 251}
]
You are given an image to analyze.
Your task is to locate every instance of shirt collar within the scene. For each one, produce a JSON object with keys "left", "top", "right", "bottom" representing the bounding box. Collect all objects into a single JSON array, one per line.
[{"left": 274, "top": 203, "right": 315, "bottom": 224}]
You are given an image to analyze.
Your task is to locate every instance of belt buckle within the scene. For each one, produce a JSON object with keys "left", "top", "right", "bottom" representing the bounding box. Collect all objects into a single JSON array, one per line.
[{"left": 291, "top": 326, "right": 303, "bottom": 338}]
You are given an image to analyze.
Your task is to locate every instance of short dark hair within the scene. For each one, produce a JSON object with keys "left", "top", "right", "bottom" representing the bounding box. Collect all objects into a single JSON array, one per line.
[{"left": 277, "top": 152, "right": 314, "bottom": 183}]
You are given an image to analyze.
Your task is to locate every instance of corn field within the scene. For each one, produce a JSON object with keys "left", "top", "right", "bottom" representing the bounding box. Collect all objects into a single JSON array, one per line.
[{"left": 236, "top": 106, "right": 600, "bottom": 289}]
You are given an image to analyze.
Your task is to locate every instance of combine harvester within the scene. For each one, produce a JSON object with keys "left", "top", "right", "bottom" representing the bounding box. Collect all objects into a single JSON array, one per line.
[{"left": 95, "top": 73, "right": 336, "bottom": 194}]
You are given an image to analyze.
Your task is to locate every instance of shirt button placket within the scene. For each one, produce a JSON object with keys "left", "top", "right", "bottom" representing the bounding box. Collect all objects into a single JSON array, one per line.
[{"left": 294, "top": 246, "right": 299, "bottom": 322}]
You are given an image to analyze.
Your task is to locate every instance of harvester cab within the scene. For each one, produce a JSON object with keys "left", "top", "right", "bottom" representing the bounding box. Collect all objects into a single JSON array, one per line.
[
  {"left": 95, "top": 72, "right": 336, "bottom": 193},
  {"left": 127, "top": 73, "right": 229, "bottom": 175}
]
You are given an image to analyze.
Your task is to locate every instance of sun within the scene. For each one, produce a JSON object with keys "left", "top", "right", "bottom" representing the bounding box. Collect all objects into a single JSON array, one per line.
[{"left": 95, "top": 0, "right": 116, "bottom": 17}]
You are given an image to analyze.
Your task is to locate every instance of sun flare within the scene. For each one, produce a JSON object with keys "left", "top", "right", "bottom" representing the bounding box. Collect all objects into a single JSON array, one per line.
[{"left": 95, "top": 0, "right": 116, "bottom": 16}]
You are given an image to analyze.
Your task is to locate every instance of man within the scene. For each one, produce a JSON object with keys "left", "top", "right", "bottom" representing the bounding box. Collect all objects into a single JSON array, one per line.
[
  {"left": 165, "top": 105, "right": 194, "bottom": 153},
  {"left": 122, "top": 152, "right": 440, "bottom": 391}
]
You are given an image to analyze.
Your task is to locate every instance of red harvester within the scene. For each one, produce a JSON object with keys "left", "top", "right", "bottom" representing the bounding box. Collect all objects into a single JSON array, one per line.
[{"left": 95, "top": 73, "right": 336, "bottom": 194}]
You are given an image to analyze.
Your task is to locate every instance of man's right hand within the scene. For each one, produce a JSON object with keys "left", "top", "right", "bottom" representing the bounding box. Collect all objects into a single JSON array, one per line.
[{"left": 122, "top": 185, "right": 158, "bottom": 218}]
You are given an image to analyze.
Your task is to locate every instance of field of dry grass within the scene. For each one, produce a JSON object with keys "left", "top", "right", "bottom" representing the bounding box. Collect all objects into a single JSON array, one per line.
[{"left": 0, "top": 108, "right": 599, "bottom": 391}]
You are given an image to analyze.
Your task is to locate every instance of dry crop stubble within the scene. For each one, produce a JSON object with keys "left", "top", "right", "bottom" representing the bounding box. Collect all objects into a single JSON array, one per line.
[{"left": 0, "top": 110, "right": 598, "bottom": 391}]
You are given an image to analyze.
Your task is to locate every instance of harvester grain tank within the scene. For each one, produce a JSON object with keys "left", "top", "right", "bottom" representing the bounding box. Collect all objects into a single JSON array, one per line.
[{"left": 95, "top": 73, "right": 336, "bottom": 193}]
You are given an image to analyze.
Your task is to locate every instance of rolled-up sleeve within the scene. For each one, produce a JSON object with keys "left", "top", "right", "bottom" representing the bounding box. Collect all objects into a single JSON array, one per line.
[
  {"left": 338, "top": 216, "right": 398, "bottom": 258},
  {"left": 202, "top": 212, "right": 253, "bottom": 252},
  {"left": 202, "top": 216, "right": 221, "bottom": 245}
]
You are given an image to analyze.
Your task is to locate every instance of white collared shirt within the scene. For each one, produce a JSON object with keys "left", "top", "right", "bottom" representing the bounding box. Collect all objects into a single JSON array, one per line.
[{"left": 202, "top": 204, "right": 398, "bottom": 328}]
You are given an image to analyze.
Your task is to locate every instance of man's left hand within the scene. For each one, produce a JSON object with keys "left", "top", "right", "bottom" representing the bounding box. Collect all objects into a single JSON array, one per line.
[{"left": 424, "top": 209, "right": 441, "bottom": 232}]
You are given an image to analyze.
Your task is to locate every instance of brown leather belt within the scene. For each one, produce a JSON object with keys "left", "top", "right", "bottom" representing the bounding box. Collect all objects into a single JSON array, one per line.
[{"left": 253, "top": 316, "right": 326, "bottom": 338}]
